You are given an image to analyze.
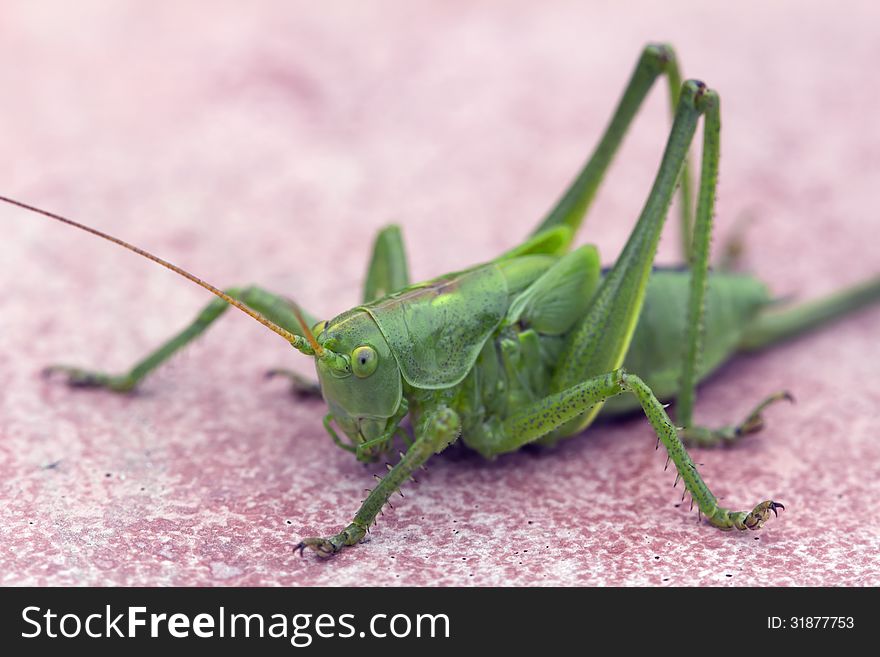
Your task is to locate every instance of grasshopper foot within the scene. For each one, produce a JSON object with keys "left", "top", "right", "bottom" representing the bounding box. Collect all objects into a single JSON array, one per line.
[
  {"left": 741, "top": 500, "right": 785, "bottom": 530},
  {"left": 43, "top": 365, "right": 135, "bottom": 392},
  {"left": 681, "top": 391, "right": 794, "bottom": 447},
  {"left": 295, "top": 538, "right": 339, "bottom": 558},
  {"left": 295, "top": 523, "right": 367, "bottom": 558},
  {"left": 707, "top": 500, "right": 785, "bottom": 531}
]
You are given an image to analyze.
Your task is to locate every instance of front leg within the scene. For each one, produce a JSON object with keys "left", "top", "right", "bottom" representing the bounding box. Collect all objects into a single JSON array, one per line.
[
  {"left": 44, "top": 286, "right": 318, "bottom": 392},
  {"left": 354, "top": 398, "right": 410, "bottom": 462},
  {"left": 297, "top": 405, "right": 460, "bottom": 558}
]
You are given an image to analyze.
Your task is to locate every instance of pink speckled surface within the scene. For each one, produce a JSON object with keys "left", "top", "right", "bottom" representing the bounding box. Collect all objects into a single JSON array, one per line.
[{"left": 1, "top": 1, "right": 879, "bottom": 586}]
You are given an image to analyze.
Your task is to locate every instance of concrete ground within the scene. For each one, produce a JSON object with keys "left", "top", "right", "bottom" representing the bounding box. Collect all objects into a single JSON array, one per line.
[{"left": 1, "top": 1, "right": 878, "bottom": 586}]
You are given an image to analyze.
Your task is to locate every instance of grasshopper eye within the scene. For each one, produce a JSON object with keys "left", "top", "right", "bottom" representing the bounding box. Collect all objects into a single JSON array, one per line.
[
  {"left": 351, "top": 345, "right": 378, "bottom": 378},
  {"left": 312, "top": 320, "right": 328, "bottom": 336}
]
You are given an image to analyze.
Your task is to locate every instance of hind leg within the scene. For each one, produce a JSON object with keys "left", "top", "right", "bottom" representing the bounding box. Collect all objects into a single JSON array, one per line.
[
  {"left": 531, "top": 43, "right": 695, "bottom": 259},
  {"left": 544, "top": 80, "right": 715, "bottom": 446},
  {"left": 739, "top": 276, "right": 880, "bottom": 352},
  {"left": 625, "top": 80, "right": 791, "bottom": 447}
]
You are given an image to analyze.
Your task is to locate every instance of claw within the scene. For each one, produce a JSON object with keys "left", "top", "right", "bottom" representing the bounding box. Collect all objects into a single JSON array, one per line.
[
  {"left": 295, "top": 537, "right": 339, "bottom": 558},
  {"left": 42, "top": 365, "right": 134, "bottom": 392},
  {"left": 43, "top": 365, "right": 101, "bottom": 387},
  {"left": 743, "top": 499, "right": 785, "bottom": 530}
]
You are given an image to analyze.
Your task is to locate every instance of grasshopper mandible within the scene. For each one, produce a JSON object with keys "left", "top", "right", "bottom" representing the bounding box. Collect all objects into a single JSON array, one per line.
[{"left": 5, "top": 44, "right": 879, "bottom": 558}]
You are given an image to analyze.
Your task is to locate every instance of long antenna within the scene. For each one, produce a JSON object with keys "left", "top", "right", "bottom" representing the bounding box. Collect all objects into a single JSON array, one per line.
[
  {"left": 286, "top": 296, "right": 324, "bottom": 357},
  {"left": 0, "top": 194, "right": 302, "bottom": 345}
]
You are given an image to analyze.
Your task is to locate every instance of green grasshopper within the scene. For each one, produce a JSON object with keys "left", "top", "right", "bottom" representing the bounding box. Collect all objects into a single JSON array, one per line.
[{"left": 5, "top": 44, "right": 879, "bottom": 558}]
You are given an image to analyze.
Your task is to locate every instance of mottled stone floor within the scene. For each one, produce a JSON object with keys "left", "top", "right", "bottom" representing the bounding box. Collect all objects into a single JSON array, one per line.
[{"left": 1, "top": 1, "right": 878, "bottom": 585}]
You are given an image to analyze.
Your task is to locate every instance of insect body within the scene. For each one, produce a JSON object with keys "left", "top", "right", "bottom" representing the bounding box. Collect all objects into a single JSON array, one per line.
[{"left": 6, "top": 44, "right": 879, "bottom": 558}]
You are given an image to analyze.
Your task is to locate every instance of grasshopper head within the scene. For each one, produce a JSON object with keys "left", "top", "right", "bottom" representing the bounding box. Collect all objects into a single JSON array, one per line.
[{"left": 311, "top": 309, "right": 403, "bottom": 459}]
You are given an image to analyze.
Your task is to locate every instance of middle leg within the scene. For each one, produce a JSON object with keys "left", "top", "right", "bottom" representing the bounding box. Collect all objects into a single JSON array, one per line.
[
  {"left": 362, "top": 224, "right": 409, "bottom": 303},
  {"left": 498, "top": 368, "right": 782, "bottom": 531}
]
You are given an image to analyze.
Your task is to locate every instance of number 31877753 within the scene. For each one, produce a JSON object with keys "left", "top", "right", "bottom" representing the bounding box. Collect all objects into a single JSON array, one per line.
[{"left": 768, "top": 617, "right": 854, "bottom": 630}]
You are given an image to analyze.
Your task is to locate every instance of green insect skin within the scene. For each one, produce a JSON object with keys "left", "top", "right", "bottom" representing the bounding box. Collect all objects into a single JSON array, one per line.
[{"left": 6, "top": 44, "right": 880, "bottom": 558}]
